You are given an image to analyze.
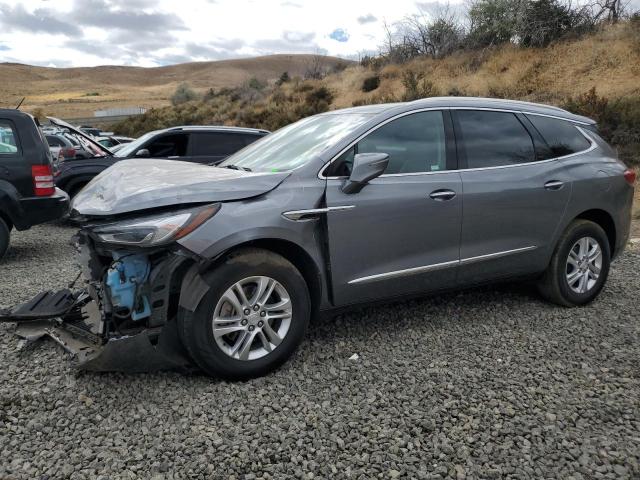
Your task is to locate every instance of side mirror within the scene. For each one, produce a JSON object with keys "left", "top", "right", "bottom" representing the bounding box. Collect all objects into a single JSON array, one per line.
[
  {"left": 341, "top": 153, "right": 389, "bottom": 194},
  {"left": 135, "top": 148, "right": 150, "bottom": 158}
]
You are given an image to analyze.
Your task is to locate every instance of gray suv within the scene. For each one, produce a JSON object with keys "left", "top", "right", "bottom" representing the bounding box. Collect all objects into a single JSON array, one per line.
[{"left": 3, "top": 97, "right": 634, "bottom": 380}]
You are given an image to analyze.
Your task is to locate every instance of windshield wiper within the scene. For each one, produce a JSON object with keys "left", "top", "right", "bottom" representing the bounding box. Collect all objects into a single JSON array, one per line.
[{"left": 221, "top": 164, "right": 252, "bottom": 172}]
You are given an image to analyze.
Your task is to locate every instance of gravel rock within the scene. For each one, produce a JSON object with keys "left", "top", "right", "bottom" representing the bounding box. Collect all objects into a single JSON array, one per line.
[{"left": 1, "top": 224, "right": 639, "bottom": 479}]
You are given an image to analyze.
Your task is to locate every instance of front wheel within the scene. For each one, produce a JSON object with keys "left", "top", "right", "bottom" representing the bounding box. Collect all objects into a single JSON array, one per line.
[
  {"left": 179, "top": 248, "right": 310, "bottom": 380},
  {"left": 538, "top": 220, "right": 611, "bottom": 307}
]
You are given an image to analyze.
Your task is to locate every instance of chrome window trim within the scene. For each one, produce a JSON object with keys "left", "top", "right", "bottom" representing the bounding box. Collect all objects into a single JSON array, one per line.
[
  {"left": 348, "top": 246, "right": 538, "bottom": 285},
  {"left": 449, "top": 107, "right": 592, "bottom": 126},
  {"left": 318, "top": 107, "right": 597, "bottom": 180}
]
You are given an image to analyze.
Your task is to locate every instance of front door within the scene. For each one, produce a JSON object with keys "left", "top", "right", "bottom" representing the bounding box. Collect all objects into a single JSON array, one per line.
[{"left": 324, "top": 110, "right": 463, "bottom": 306}]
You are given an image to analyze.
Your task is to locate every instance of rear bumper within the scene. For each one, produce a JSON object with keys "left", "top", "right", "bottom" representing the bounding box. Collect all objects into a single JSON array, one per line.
[{"left": 16, "top": 188, "right": 69, "bottom": 229}]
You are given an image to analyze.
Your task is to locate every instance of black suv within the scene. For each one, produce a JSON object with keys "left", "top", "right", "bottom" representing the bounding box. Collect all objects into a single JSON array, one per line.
[
  {"left": 51, "top": 119, "right": 270, "bottom": 197},
  {"left": 0, "top": 110, "right": 69, "bottom": 258}
]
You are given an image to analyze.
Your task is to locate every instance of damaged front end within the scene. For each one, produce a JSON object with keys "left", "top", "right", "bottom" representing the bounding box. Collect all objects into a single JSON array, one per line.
[{"left": 0, "top": 205, "right": 218, "bottom": 373}]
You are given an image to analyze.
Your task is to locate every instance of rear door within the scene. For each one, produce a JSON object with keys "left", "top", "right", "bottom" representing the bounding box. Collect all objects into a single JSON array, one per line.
[
  {"left": 189, "top": 132, "right": 254, "bottom": 165},
  {"left": 453, "top": 109, "right": 573, "bottom": 283},
  {"left": 0, "top": 118, "right": 32, "bottom": 196},
  {"left": 324, "top": 110, "right": 462, "bottom": 306}
]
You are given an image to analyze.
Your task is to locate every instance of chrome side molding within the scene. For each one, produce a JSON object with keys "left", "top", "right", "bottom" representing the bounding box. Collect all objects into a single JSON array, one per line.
[
  {"left": 459, "top": 246, "right": 538, "bottom": 265},
  {"left": 348, "top": 260, "right": 459, "bottom": 285},
  {"left": 349, "top": 246, "right": 538, "bottom": 285},
  {"left": 282, "top": 205, "right": 355, "bottom": 221}
]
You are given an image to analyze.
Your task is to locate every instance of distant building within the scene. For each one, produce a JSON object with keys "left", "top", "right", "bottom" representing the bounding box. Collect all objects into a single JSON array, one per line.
[{"left": 94, "top": 107, "right": 147, "bottom": 117}]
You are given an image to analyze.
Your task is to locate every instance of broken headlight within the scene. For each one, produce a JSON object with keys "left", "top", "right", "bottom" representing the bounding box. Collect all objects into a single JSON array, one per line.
[{"left": 93, "top": 204, "right": 220, "bottom": 247}]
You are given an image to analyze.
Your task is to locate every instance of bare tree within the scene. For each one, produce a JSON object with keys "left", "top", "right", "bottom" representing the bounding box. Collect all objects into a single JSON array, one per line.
[{"left": 304, "top": 52, "right": 328, "bottom": 80}]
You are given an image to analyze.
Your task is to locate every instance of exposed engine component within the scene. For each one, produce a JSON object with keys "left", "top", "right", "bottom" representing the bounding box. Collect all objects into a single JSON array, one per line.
[{"left": 105, "top": 251, "right": 151, "bottom": 321}]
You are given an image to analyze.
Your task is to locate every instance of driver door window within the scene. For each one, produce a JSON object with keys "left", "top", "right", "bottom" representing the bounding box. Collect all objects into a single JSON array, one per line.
[
  {"left": 144, "top": 133, "right": 189, "bottom": 158},
  {"left": 327, "top": 111, "right": 447, "bottom": 177}
]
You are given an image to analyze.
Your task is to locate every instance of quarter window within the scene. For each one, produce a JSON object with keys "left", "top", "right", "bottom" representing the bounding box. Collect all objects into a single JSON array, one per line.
[
  {"left": 455, "top": 110, "right": 535, "bottom": 168},
  {"left": 327, "top": 111, "right": 447, "bottom": 176},
  {"left": 526, "top": 115, "right": 591, "bottom": 157},
  {"left": 0, "top": 120, "right": 19, "bottom": 154}
]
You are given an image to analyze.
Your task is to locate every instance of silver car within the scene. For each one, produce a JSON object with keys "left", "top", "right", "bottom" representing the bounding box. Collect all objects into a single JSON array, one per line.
[{"left": 3, "top": 97, "right": 635, "bottom": 379}]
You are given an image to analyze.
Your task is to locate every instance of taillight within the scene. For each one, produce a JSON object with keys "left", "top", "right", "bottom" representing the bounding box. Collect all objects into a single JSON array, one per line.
[
  {"left": 624, "top": 169, "right": 636, "bottom": 186},
  {"left": 31, "top": 165, "right": 55, "bottom": 196}
]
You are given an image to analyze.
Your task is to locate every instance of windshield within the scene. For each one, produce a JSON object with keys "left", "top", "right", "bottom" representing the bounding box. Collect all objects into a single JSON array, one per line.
[
  {"left": 219, "top": 113, "right": 374, "bottom": 172},
  {"left": 115, "top": 131, "right": 158, "bottom": 158}
]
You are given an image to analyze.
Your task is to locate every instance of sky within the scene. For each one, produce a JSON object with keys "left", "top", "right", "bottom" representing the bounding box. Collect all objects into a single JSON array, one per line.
[{"left": 0, "top": 0, "right": 463, "bottom": 67}]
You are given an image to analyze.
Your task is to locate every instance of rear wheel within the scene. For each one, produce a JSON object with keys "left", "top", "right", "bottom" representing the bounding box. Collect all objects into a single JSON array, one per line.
[
  {"left": 538, "top": 220, "right": 610, "bottom": 307},
  {"left": 0, "top": 218, "right": 10, "bottom": 260},
  {"left": 179, "top": 248, "right": 310, "bottom": 379}
]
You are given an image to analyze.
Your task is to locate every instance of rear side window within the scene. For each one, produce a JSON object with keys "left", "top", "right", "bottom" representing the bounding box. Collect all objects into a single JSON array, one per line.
[
  {"left": 191, "top": 132, "right": 249, "bottom": 157},
  {"left": 526, "top": 115, "right": 591, "bottom": 157},
  {"left": 146, "top": 133, "right": 189, "bottom": 157},
  {"left": 455, "top": 111, "right": 535, "bottom": 168},
  {"left": 0, "top": 120, "right": 20, "bottom": 154}
]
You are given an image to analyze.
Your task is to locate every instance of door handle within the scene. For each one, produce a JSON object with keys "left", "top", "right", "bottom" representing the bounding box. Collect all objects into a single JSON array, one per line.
[
  {"left": 429, "top": 189, "right": 456, "bottom": 201},
  {"left": 544, "top": 180, "right": 564, "bottom": 190}
]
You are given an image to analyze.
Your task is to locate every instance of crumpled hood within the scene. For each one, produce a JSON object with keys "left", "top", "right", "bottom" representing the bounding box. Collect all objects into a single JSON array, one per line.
[{"left": 71, "top": 159, "right": 289, "bottom": 216}]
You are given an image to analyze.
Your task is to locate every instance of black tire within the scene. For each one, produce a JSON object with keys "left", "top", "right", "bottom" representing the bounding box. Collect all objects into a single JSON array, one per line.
[
  {"left": 538, "top": 220, "right": 610, "bottom": 307},
  {"left": 179, "top": 248, "right": 310, "bottom": 380},
  {"left": 0, "top": 218, "right": 10, "bottom": 260}
]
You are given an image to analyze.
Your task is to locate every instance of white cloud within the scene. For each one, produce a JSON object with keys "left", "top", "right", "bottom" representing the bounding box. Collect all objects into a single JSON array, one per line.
[{"left": 0, "top": 0, "right": 464, "bottom": 67}]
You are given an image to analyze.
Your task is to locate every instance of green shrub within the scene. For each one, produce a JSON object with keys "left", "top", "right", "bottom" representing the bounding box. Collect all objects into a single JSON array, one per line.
[
  {"left": 361, "top": 75, "right": 381, "bottom": 92},
  {"left": 401, "top": 70, "right": 440, "bottom": 101},
  {"left": 275, "top": 71, "right": 290, "bottom": 86},
  {"left": 170, "top": 82, "right": 198, "bottom": 106},
  {"left": 248, "top": 77, "right": 266, "bottom": 91}
]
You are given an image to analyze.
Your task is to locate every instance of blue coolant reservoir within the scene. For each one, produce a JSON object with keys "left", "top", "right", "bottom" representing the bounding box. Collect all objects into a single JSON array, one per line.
[{"left": 105, "top": 252, "right": 151, "bottom": 321}]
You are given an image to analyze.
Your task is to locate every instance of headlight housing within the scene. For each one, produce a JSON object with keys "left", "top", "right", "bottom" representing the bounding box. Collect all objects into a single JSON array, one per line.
[{"left": 93, "top": 204, "right": 220, "bottom": 247}]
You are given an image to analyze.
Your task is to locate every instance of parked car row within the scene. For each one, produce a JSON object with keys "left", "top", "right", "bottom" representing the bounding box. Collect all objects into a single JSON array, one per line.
[
  {"left": 0, "top": 111, "right": 70, "bottom": 259},
  {"left": 0, "top": 112, "right": 270, "bottom": 258},
  {"left": 48, "top": 118, "right": 269, "bottom": 198},
  {"left": 0, "top": 97, "right": 635, "bottom": 380}
]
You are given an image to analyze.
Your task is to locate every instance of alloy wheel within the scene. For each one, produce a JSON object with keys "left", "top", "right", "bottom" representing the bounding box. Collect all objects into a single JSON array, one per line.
[
  {"left": 212, "top": 276, "right": 292, "bottom": 361},
  {"left": 565, "top": 236, "right": 602, "bottom": 294}
]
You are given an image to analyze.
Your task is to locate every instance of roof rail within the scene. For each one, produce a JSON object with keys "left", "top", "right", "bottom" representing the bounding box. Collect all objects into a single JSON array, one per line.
[{"left": 166, "top": 125, "right": 270, "bottom": 134}]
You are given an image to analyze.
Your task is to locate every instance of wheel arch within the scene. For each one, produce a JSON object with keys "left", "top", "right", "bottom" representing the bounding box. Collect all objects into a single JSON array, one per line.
[
  {"left": 179, "top": 237, "right": 324, "bottom": 316},
  {"left": 573, "top": 208, "right": 616, "bottom": 256}
]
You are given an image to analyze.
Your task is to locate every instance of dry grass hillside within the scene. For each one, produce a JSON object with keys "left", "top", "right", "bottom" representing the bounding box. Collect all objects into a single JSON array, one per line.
[
  {"left": 327, "top": 22, "right": 640, "bottom": 108},
  {"left": 0, "top": 54, "right": 350, "bottom": 117}
]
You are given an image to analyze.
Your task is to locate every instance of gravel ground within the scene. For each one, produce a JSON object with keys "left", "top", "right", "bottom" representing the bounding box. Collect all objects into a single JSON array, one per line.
[{"left": 0, "top": 223, "right": 639, "bottom": 480}]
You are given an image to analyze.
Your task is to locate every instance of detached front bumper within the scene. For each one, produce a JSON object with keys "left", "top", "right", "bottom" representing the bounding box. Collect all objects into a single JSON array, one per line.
[{"left": 0, "top": 274, "right": 193, "bottom": 373}]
